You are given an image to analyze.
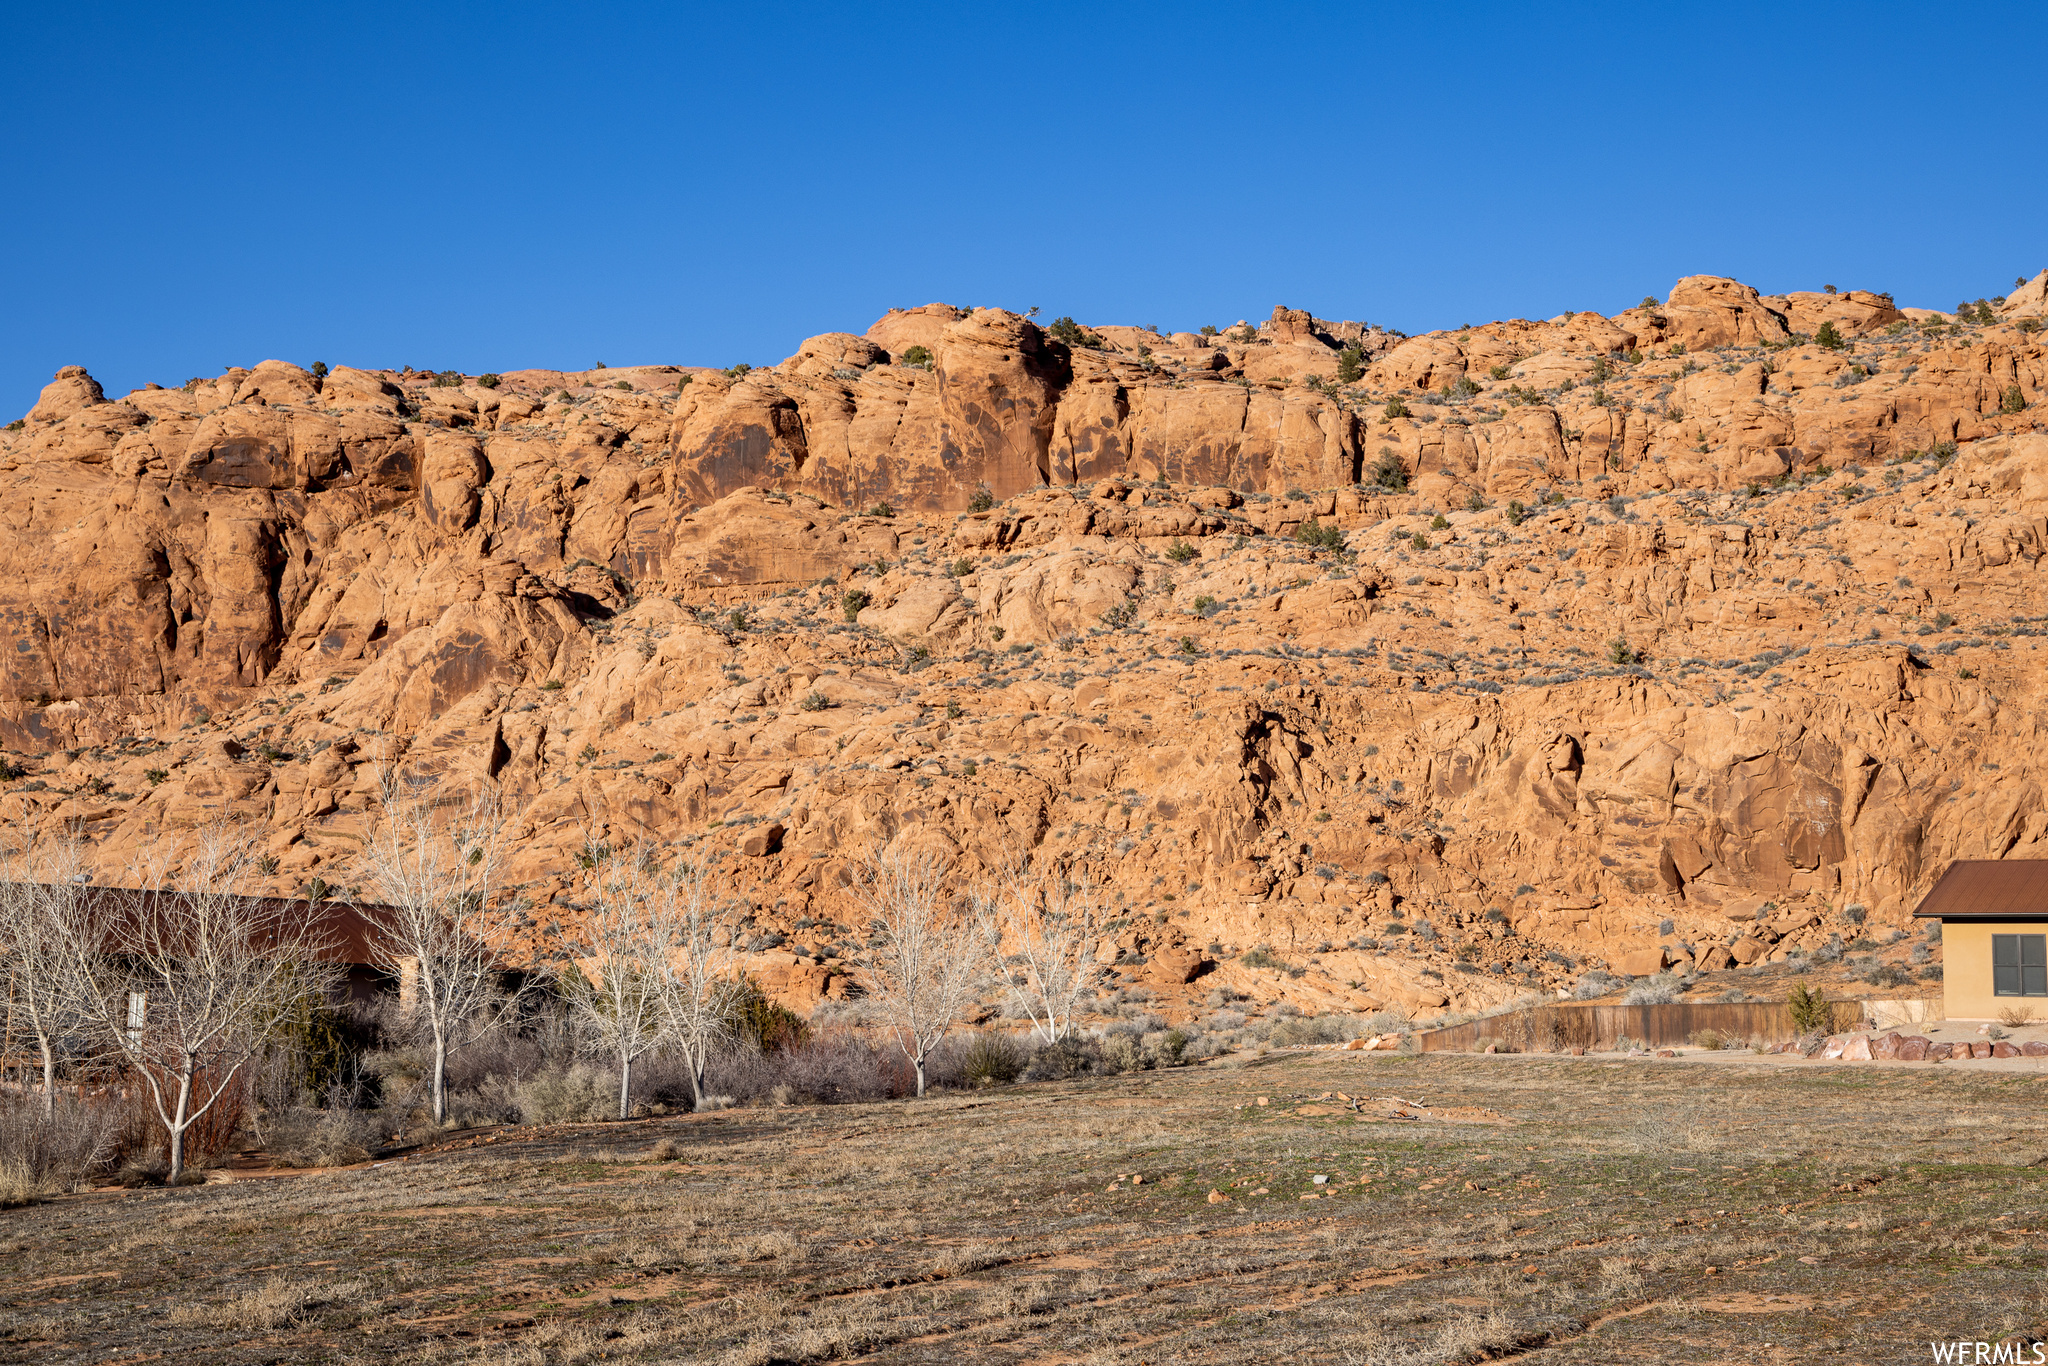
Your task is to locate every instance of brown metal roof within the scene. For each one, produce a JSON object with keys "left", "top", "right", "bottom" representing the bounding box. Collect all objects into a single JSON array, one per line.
[
  {"left": 0, "top": 882, "right": 399, "bottom": 964},
  {"left": 1910, "top": 860, "right": 2048, "bottom": 919}
]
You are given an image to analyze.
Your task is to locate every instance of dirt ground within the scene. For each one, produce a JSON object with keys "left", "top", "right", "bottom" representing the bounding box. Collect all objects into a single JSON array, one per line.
[{"left": 4, "top": 1051, "right": 2047, "bottom": 1365}]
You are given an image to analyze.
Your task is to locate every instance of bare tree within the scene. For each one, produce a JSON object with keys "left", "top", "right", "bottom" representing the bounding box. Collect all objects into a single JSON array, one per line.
[
  {"left": 73, "top": 826, "right": 335, "bottom": 1184},
  {"left": 658, "top": 859, "right": 744, "bottom": 1113},
  {"left": 363, "top": 767, "right": 524, "bottom": 1127},
  {"left": 0, "top": 835, "right": 93, "bottom": 1120},
  {"left": 851, "top": 845, "right": 986, "bottom": 1097},
  {"left": 563, "top": 847, "right": 682, "bottom": 1121},
  {"left": 978, "top": 862, "right": 1101, "bottom": 1044}
]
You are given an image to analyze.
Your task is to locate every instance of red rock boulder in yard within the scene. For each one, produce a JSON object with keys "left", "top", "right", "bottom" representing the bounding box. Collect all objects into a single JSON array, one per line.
[
  {"left": 1972, "top": 1042, "right": 1994, "bottom": 1058},
  {"left": 1841, "top": 1036, "right": 1873, "bottom": 1061},
  {"left": 2023, "top": 1041, "right": 2048, "bottom": 1057},
  {"left": 1993, "top": 1041, "right": 2021, "bottom": 1058},
  {"left": 1928, "top": 1042, "right": 1954, "bottom": 1060},
  {"left": 1897, "top": 1036, "right": 1930, "bottom": 1061},
  {"left": 1870, "top": 1033, "right": 1903, "bottom": 1060}
]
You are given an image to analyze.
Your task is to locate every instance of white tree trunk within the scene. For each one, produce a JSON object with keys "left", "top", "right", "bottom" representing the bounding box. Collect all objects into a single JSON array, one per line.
[
  {"left": 686, "top": 1044, "right": 708, "bottom": 1112},
  {"left": 617, "top": 1052, "right": 633, "bottom": 1121},
  {"left": 167, "top": 1059, "right": 194, "bottom": 1185},
  {"left": 431, "top": 1024, "right": 448, "bottom": 1126}
]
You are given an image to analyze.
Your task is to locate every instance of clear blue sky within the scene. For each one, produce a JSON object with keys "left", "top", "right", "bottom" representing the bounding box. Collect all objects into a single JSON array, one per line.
[{"left": 5, "top": 2, "right": 2044, "bottom": 416}]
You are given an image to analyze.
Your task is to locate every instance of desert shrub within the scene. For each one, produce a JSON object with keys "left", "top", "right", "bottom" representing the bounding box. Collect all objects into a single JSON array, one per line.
[
  {"left": 429, "top": 370, "right": 464, "bottom": 387},
  {"left": 1619, "top": 973, "right": 1680, "bottom": 1005},
  {"left": 959, "top": 1031, "right": 1026, "bottom": 1087},
  {"left": 1998, "top": 1004, "right": 2037, "bottom": 1028},
  {"left": 1862, "top": 962, "right": 1912, "bottom": 988},
  {"left": 1688, "top": 1028, "right": 1725, "bottom": 1050},
  {"left": 901, "top": 344, "right": 934, "bottom": 368},
  {"left": 967, "top": 483, "right": 996, "bottom": 512},
  {"left": 1023, "top": 1035, "right": 1101, "bottom": 1081},
  {"left": 2001, "top": 384, "right": 2027, "bottom": 415},
  {"left": 1382, "top": 397, "right": 1410, "bottom": 421},
  {"left": 798, "top": 691, "right": 828, "bottom": 711},
  {"left": 518, "top": 1064, "right": 618, "bottom": 1125},
  {"left": 1154, "top": 1028, "right": 1191, "bottom": 1066},
  {"left": 1165, "top": 539, "right": 1198, "bottom": 563},
  {"left": 0, "top": 1095, "right": 128, "bottom": 1204},
  {"left": 1336, "top": 345, "right": 1364, "bottom": 383},
  {"left": 264, "top": 1101, "right": 379, "bottom": 1169},
  {"left": 841, "top": 589, "right": 870, "bottom": 620},
  {"left": 1368, "top": 447, "right": 1408, "bottom": 490},
  {"left": 476, "top": 373, "right": 500, "bottom": 388},
  {"left": 1239, "top": 945, "right": 1291, "bottom": 971},
  {"left": 766, "top": 1031, "right": 913, "bottom": 1104},
  {"left": 1100, "top": 1033, "right": 1149, "bottom": 1073},
  {"left": 1607, "top": 637, "right": 1640, "bottom": 665},
  {"left": 1294, "top": 517, "right": 1344, "bottom": 550},
  {"left": 1787, "top": 983, "right": 1833, "bottom": 1033},
  {"left": 1047, "top": 316, "right": 1105, "bottom": 349},
  {"left": 729, "top": 978, "right": 812, "bottom": 1052},
  {"left": 1270, "top": 1014, "right": 1357, "bottom": 1047},
  {"left": 1429, "top": 513, "right": 1449, "bottom": 530}
]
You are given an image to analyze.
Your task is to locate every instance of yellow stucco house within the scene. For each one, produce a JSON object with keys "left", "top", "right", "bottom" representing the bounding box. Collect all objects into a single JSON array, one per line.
[{"left": 1912, "top": 861, "right": 2048, "bottom": 1019}]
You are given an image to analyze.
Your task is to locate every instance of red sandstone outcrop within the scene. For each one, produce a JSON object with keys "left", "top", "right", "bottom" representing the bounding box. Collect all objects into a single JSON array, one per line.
[{"left": 0, "top": 275, "right": 2040, "bottom": 1015}]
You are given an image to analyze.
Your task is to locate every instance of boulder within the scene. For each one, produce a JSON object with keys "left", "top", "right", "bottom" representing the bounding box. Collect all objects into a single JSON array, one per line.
[
  {"left": 1897, "top": 1036, "right": 1930, "bottom": 1061},
  {"left": 1698, "top": 945, "right": 1734, "bottom": 972},
  {"left": 25, "top": 365, "right": 105, "bottom": 424},
  {"left": 1617, "top": 947, "right": 1668, "bottom": 976},
  {"left": 1841, "top": 1036, "right": 1873, "bottom": 1061},
  {"left": 1728, "top": 937, "right": 1768, "bottom": 965},
  {"left": 1870, "top": 1032, "right": 1902, "bottom": 1060},
  {"left": 1992, "top": 1041, "right": 2021, "bottom": 1059},
  {"left": 1145, "top": 945, "right": 1207, "bottom": 986},
  {"left": 2022, "top": 1041, "right": 2048, "bottom": 1058},
  {"left": 740, "top": 822, "right": 786, "bottom": 857},
  {"left": 1929, "top": 1042, "right": 1954, "bottom": 1061}
]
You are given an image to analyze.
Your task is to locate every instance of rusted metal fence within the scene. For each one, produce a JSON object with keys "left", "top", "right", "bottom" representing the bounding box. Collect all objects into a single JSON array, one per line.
[{"left": 1412, "top": 998, "right": 1881, "bottom": 1053}]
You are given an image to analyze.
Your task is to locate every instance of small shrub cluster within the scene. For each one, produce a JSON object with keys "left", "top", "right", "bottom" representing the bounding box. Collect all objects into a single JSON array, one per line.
[{"left": 1617, "top": 973, "right": 1679, "bottom": 1004}]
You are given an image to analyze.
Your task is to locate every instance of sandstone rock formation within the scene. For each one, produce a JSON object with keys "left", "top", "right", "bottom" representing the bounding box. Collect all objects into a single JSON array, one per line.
[{"left": 2, "top": 276, "right": 2042, "bottom": 1018}]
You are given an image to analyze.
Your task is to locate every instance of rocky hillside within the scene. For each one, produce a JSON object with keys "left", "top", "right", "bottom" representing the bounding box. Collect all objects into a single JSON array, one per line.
[{"left": 4, "top": 272, "right": 2046, "bottom": 1018}]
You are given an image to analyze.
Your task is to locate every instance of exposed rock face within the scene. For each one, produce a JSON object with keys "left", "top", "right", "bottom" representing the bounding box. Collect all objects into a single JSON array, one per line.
[{"left": 0, "top": 278, "right": 2040, "bottom": 1015}]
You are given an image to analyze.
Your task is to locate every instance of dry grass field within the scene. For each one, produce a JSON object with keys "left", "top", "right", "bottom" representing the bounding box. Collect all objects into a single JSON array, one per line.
[{"left": 4, "top": 1052, "right": 2047, "bottom": 1365}]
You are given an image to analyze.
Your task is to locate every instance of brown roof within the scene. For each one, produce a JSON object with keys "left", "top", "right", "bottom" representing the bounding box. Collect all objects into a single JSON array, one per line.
[
  {"left": 1910, "top": 861, "right": 2048, "bottom": 920},
  {"left": 0, "top": 882, "right": 399, "bottom": 964}
]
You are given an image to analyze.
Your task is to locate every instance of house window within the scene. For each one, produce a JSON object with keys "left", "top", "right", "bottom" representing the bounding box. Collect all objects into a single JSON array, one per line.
[{"left": 1993, "top": 934, "right": 2048, "bottom": 997}]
